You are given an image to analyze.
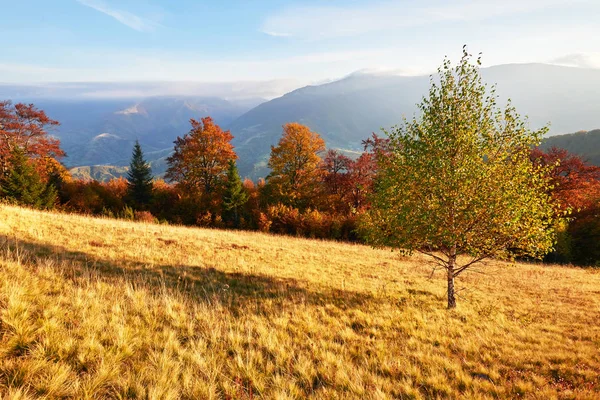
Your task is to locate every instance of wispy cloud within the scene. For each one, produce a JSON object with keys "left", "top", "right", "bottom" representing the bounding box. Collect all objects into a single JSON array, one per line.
[
  {"left": 76, "top": 0, "right": 160, "bottom": 32},
  {"left": 261, "top": 0, "right": 588, "bottom": 39},
  {"left": 0, "top": 48, "right": 405, "bottom": 86},
  {"left": 550, "top": 53, "right": 600, "bottom": 69}
]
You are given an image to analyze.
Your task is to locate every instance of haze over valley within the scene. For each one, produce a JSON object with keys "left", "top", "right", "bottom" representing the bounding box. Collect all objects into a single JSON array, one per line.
[{"left": 4, "top": 63, "right": 599, "bottom": 179}]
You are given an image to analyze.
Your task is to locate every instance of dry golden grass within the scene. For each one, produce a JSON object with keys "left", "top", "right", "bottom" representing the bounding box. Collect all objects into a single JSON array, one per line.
[{"left": 0, "top": 204, "right": 599, "bottom": 399}]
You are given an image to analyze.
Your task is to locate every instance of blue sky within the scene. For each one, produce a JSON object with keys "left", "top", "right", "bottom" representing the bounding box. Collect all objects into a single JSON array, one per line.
[{"left": 1, "top": 0, "right": 599, "bottom": 88}]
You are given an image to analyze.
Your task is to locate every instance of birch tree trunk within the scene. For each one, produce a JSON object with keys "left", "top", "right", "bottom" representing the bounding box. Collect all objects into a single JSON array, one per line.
[{"left": 447, "top": 250, "right": 457, "bottom": 309}]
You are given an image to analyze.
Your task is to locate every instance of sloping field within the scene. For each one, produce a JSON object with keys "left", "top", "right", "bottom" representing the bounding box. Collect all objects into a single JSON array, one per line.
[{"left": 0, "top": 205, "right": 599, "bottom": 399}]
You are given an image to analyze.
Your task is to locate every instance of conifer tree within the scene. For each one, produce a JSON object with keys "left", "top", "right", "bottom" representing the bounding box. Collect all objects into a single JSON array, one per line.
[
  {"left": 1, "top": 147, "right": 57, "bottom": 209},
  {"left": 126, "top": 140, "right": 153, "bottom": 208},
  {"left": 223, "top": 159, "right": 248, "bottom": 227}
]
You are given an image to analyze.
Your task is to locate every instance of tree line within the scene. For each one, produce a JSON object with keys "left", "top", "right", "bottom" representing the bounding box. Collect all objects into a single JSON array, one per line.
[{"left": 2, "top": 49, "right": 600, "bottom": 306}]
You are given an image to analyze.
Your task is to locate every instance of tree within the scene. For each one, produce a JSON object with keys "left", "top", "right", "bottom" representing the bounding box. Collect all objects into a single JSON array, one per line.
[
  {"left": 1, "top": 147, "right": 57, "bottom": 209},
  {"left": 0, "top": 101, "right": 64, "bottom": 177},
  {"left": 266, "top": 123, "right": 326, "bottom": 209},
  {"left": 166, "top": 117, "right": 236, "bottom": 197},
  {"left": 345, "top": 153, "right": 376, "bottom": 211},
  {"left": 222, "top": 160, "right": 248, "bottom": 227},
  {"left": 322, "top": 149, "right": 351, "bottom": 196},
  {"left": 360, "top": 47, "right": 557, "bottom": 308},
  {"left": 126, "top": 140, "right": 153, "bottom": 208},
  {"left": 531, "top": 146, "right": 600, "bottom": 212},
  {"left": 531, "top": 147, "right": 600, "bottom": 264},
  {"left": 321, "top": 149, "right": 352, "bottom": 211}
]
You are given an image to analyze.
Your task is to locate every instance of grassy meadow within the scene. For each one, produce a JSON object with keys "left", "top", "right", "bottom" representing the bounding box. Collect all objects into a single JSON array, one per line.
[{"left": 0, "top": 204, "right": 599, "bottom": 399}]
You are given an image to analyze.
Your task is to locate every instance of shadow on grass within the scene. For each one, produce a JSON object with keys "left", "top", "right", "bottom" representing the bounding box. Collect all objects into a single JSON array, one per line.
[{"left": 0, "top": 235, "right": 401, "bottom": 313}]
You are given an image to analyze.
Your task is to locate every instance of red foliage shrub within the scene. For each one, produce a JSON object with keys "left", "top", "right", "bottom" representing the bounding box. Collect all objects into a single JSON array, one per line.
[{"left": 134, "top": 211, "right": 157, "bottom": 223}]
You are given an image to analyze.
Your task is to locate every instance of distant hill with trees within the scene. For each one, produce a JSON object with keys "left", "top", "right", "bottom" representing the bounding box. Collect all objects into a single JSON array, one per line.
[{"left": 540, "top": 129, "right": 600, "bottom": 166}]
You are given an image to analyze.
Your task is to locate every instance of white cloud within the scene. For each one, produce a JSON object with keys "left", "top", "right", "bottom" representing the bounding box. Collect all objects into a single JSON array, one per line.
[
  {"left": 0, "top": 48, "right": 410, "bottom": 84},
  {"left": 76, "top": 0, "right": 160, "bottom": 32},
  {"left": 261, "top": 0, "right": 589, "bottom": 39},
  {"left": 549, "top": 53, "right": 600, "bottom": 69}
]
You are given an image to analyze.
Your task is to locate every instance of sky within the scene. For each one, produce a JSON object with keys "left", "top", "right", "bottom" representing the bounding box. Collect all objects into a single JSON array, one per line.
[{"left": 1, "top": 0, "right": 599, "bottom": 92}]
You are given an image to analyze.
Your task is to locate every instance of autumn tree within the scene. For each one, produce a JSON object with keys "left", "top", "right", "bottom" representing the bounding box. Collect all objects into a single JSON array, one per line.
[
  {"left": 36, "top": 156, "right": 71, "bottom": 184},
  {"left": 322, "top": 150, "right": 351, "bottom": 195},
  {"left": 126, "top": 140, "right": 153, "bottom": 208},
  {"left": 360, "top": 48, "right": 557, "bottom": 308},
  {"left": 166, "top": 117, "right": 237, "bottom": 198},
  {"left": 266, "top": 123, "right": 325, "bottom": 209},
  {"left": 343, "top": 134, "right": 388, "bottom": 211},
  {"left": 321, "top": 149, "right": 351, "bottom": 210},
  {"left": 1, "top": 147, "right": 57, "bottom": 209},
  {"left": 0, "top": 101, "right": 64, "bottom": 177},
  {"left": 531, "top": 147, "right": 600, "bottom": 264},
  {"left": 531, "top": 147, "right": 600, "bottom": 212},
  {"left": 345, "top": 153, "right": 376, "bottom": 211},
  {"left": 222, "top": 160, "right": 248, "bottom": 227}
]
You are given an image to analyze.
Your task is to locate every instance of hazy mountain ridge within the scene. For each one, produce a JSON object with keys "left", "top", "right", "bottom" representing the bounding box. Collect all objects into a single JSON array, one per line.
[
  {"left": 3, "top": 63, "right": 599, "bottom": 180},
  {"left": 229, "top": 63, "right": 600, "bottom": 177},
  {"left": 22, "top": 96, "right": 264, "bottom": 169}
]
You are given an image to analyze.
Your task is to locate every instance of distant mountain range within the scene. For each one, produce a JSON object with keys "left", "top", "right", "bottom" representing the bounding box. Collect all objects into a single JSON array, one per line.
[
  {"left": 230, "top": 63, "right": 600, "bottom": 177},
  {"left": 25, "top": 97, "right": 263, "bottom": 175},
  {"left": 2, "top": 63, "right": 599, "bottom": 180}
]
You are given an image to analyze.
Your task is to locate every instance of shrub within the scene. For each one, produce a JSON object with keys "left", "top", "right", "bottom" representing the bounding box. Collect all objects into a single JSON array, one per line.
[{"left": 134, "top": 211, "right": 157, "bottom": 223}]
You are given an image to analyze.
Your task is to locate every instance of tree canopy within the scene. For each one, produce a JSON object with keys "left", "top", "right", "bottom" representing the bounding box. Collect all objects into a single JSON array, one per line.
[
  {"left": 166, "top": 117, "right": 236, "bottom": 196},
  {"left": 266, "top": 122, "right": 325, "bottom": 209},
  {"left": 0, "top": 101, "right": 64, "bottom": 174},
  {"left": 1, "top": 147, "right": 57, "bottom": 209}
]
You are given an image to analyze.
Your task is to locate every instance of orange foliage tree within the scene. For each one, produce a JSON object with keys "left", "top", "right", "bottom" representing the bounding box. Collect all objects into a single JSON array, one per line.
[
  {"left": 531, "top": 147, "right": 600, "bottom": 212},
  {"left": 0, "top": 101, "right": 64, "bottom": 178},
  {"left": 166, "top": 117, "right": 237, "bottom": 197},
  {"left": 531, "top": 147, "right": 600, "bottom": 264},
  {"left": 266, "top": 123, "right": 325, "bottom": 209}
]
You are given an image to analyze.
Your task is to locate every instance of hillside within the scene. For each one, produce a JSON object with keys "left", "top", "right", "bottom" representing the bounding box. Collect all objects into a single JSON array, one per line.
[
  {"left": 0, "top": 205, "right": 599, "bottom": 398},
  {"left": 541, "top": 129, "right": 600, "bottom": 166},
  {"left": 230, "top": 64, "right": 600, "bottom": 177},
  {"left": 69, "top": 165, "right": 130, "bottom": 181},
  {"left": 69, "top": 155, "right": 170, "bottom": 181}
]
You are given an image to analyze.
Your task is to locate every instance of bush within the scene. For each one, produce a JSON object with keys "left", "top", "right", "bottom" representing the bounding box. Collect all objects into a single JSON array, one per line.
[
  {"left": 257, "top": 212, "right": 272, "bottom": 233},
  {"left": 263, "top": 203, "right": 358, "bottom": 240},
  {"left": 569, "top": 203, "right": 600, "bottom": 266},
  {"left": 134, "top": 211, "right": 157, "bottom": 223}
]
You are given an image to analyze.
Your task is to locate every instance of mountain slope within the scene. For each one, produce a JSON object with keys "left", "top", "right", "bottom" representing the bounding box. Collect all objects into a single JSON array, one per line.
[
  {"left": 230, "top": 64, "right": 600, "bottom": 177},
  {"left": 31, "top": 96, "right": 264, "bottom": 168},
  {"left": 541, "top": 129, "right": 600, "bottom": 165},
  {"left": 1, "top": 205, "right": 599, "bottom": 398}
]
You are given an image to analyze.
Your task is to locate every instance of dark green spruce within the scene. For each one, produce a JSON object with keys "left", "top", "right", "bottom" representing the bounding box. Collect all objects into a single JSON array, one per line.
[
  {"left": 222, "top": 160, "right": 248, "bottom": 227},
  {"left": 1, "top": 147, "right": 57, "bottom": 209},
  {"left": 126, "top": 140, "right": 153, "bottom": 209}
]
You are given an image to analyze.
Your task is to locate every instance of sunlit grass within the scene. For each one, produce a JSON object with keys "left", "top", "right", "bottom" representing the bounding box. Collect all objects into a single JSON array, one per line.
[{"left": 0, "top": 205, "right": 599, "bottom": 398}]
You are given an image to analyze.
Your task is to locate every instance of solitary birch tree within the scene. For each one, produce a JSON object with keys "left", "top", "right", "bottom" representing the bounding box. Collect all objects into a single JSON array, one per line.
[{"left": 360, "top": 47, "right": 557, "bottom": 308}]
